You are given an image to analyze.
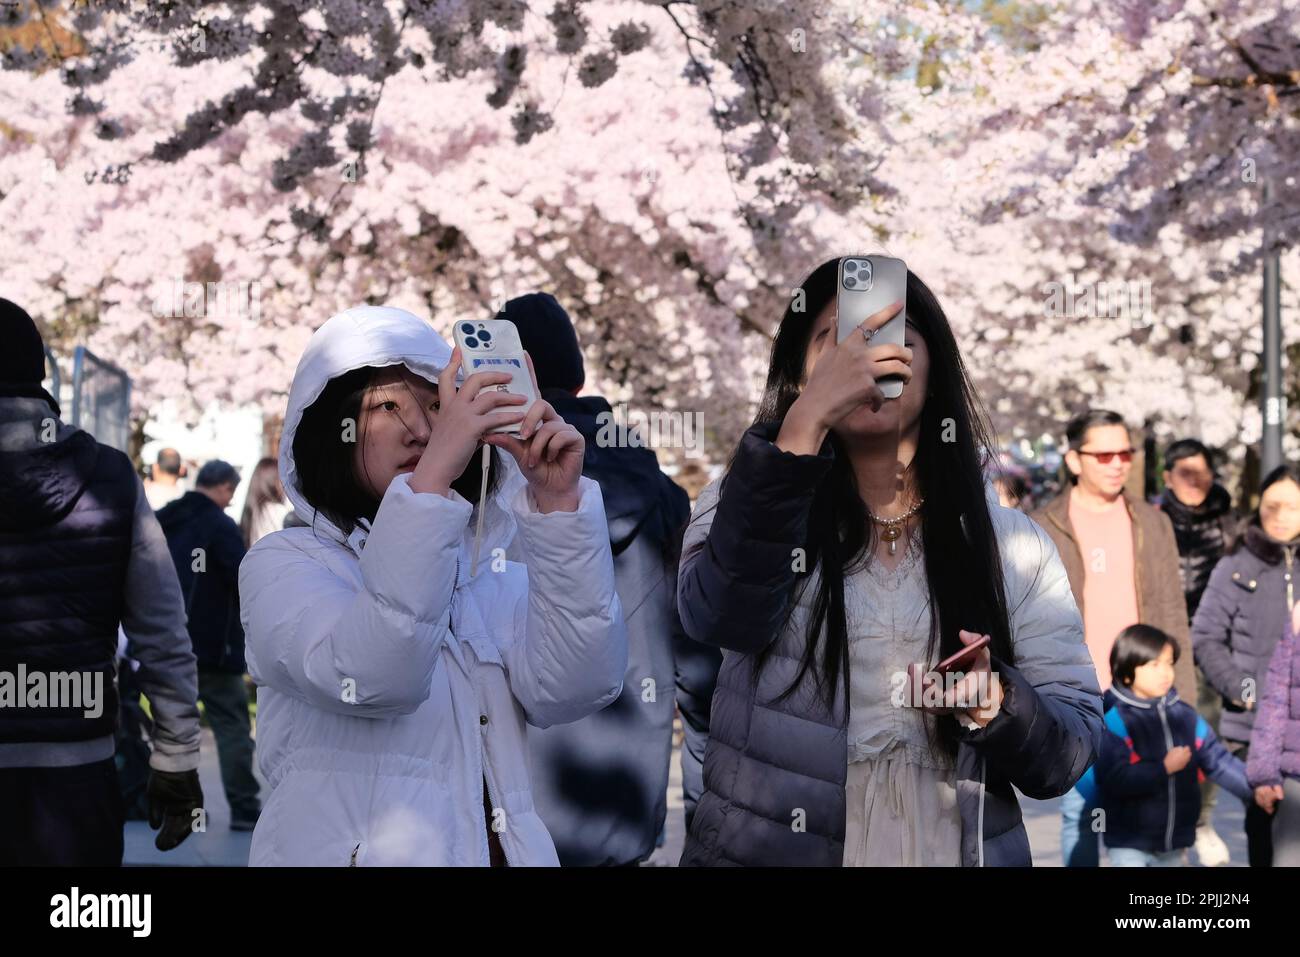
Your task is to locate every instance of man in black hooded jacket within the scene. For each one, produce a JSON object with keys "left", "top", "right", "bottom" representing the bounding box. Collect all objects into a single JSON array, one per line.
[
  {"left": 501, "top": 292, "right": 721, "bottom": 866},
  {"left": 1159, "top": 439, "right": 1238, "bottom": 619},
  {"left": 0, "top": 298, "right": 203, "bottom": 865}
]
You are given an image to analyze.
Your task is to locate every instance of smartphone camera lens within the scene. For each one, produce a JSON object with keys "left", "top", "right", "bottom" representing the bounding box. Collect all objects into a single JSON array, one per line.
[
  {"left": 464, "top": 336, "right": 479, "bottom": 348},
  {"left": 477, "top": 329, "right": 492, "bottom": 342},
  {"left": 844, "top": 276, "right": 857, "bottom": 287},
  {"left": 844, "top": 260, "right": 858, "bottom": 273},
  {"left": 460, "top": 322, "right": 475, "bottom": 335}
]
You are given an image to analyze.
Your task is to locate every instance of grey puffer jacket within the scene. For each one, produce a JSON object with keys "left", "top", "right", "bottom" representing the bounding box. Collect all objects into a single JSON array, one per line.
[{"left": 677, "top": 424, "right": 1103, "bottom": 866}]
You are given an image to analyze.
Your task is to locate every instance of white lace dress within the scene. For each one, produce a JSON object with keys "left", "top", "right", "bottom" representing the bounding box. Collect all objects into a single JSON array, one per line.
[{"left": 843, "top": 542, "right": 963, "bottom": 866}]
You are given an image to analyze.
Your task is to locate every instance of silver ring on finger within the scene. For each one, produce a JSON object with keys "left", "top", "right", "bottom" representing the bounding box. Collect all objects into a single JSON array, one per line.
[{"left": 861, "top": 326, "right": 876, "bottom": 344}]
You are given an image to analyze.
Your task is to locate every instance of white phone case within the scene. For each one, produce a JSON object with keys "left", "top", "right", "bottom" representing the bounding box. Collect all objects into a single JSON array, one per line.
[
  {"left": 452, "top": 318, "right": 538, "bottom": 434},
  {"left": 835, "top": 255, "right": 908, "bottom": 399}
]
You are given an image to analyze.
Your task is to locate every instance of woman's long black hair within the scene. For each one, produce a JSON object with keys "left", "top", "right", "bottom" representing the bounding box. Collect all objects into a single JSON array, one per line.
[
  {"left": 740, "top": 258, "right": 1015, "bottom": 758},
  {"left": 292, "top": 364, "right": 501, "bottom": 538}
]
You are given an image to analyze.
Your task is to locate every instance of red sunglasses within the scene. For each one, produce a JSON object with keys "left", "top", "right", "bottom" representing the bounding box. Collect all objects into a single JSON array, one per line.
[{"left": 1078, "top": 448, "right": 1135, "bottom": 464}]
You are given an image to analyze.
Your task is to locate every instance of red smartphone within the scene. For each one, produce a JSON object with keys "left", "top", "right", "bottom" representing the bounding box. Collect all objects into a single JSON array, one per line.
[{"left": 933, "top": 634, "right": 991, "bottom": 676}]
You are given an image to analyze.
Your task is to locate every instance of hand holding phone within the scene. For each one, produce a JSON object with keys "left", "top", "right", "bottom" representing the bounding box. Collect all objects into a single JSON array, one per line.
[
  {"left": 905, "top": 631, "right": 1000, "bottom": 725},
  {"left": 452, "top": 319, "right": 539, "bottom": 435},
  {"left": 407, "top": 346, "right": 529, "bottom": 497},
  {"left": 776, "top": 298, "right": 912, "bottom": 456},
  {"left": 933, "top": 633, "right": 991, "bottom": 676},
  {"left": 836, "top": 255, "right": 908, "bottom": 398},
  {"left": 466, "top": 337, "right": 585, "bottom": 514}
]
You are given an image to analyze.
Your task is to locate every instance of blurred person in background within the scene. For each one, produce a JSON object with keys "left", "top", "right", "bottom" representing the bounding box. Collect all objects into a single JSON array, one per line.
[
  {"left": 504, "top": 292, "right": 721, "bottom": 866},
  {"left": 1095, "top": 625, "right": 1253, "bottom": 867},
  {"left": 1156, "top": 437, "right": 1238, "bottom": 865},
  {"left": 157, "top": 460, "right": 261, "bottom": 830},
  {"left": 240, "top": 456, "right": 290, "bottom": 548},
  {"left": 1158, "top": 440, "right": 1238, "bottom": 619},
  {"left": 144, "top": 447, "right": 187, "bottom": 511},
  {"left": 0, "top": 298, "right": 203, "bottom": 865},
  {"left": 992, "top": 465, "right": 1033, "bottom": 512},
  {"left": 671, "top": 461, "right": 713, "bottom": 503}
]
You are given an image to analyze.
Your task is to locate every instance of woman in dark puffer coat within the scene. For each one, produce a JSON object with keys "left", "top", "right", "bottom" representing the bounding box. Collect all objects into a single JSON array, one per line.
[
  {"left": 1193, "top": 462, "right": 1300, "bottom": 866},
  {"left": 677, "top": 259, "right": 1103, "bottom": 867}
]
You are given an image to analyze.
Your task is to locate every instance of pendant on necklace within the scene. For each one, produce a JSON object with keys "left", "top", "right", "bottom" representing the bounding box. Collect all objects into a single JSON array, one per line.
[{"left": 882, "top": 524, "right": 902, "bottom": 555}]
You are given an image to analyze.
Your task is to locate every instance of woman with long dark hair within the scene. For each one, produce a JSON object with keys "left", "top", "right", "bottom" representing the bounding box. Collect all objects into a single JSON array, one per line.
[
  {"left": 238, "top": 305, "right": 626, "bottom": 866},
  {"left": 677, "top": 258, "right": 1103, "bottom": 866}
]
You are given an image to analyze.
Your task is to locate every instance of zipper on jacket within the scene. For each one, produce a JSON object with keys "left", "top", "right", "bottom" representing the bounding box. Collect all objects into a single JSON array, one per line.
[
  {"left": 1157, "top": 699, "right": 1176, "bottom": 852},
  {"left": 482, "top": 766, "right": 513, "bottom": 867},
  {"left": 977, "top": 757, "right": 987, "bottom": 868},
  {"left": 456, "top": 554, "right": 515, "bottom": 868}
]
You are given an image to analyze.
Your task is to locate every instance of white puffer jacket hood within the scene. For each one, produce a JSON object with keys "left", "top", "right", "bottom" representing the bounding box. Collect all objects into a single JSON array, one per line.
[
  {"left": 240, "top": 305, "right": 626, "bottom": 866},
  {"left": 278, "top": 305, "right": 519, "bottom": 546}
]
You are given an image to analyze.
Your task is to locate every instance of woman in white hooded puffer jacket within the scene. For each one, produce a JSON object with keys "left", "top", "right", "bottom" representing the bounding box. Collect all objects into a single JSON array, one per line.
[{"left": 239, "top": 306, "right": 627, "bottom": 866}]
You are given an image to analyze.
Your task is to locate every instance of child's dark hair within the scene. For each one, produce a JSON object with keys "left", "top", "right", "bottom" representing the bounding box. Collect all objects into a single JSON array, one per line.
[
  {"left": 1109, "top": 624, "right": 1179, "bottom": 688},
  {"left": 292, "top": 364, "right": 500, "bottom": 536}
]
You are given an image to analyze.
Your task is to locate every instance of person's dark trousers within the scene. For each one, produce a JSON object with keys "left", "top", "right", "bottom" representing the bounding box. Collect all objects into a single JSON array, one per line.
[
  {"left": 1275, "top": 778, "right": 1300, "bottom": 867},
  {"left": 1196, "top": 667, "right": 1222, "bottom": 828},
  {"left": 1225, "top": 740, "right": 1273, "bottom": 867},
  {"left": 0, "top": 758, "right": 124, "bottom": 866},
  {"left": 198, "top": 670, "right": 260, "bottom": 822}
]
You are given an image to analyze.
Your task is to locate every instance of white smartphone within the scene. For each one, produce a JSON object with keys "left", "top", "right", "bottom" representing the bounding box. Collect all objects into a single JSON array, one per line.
[
  {"left": 836, "top": 255, "right": 908, "bottom": 399},
  {"left": 452, "top": 318, "right": 538, "bottom": 435}
]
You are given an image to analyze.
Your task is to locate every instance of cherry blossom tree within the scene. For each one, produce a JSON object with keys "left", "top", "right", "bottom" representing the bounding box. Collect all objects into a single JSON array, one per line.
[
  {"left": 863, "top": 0, "right": 1300, "bottom": 466},
  {"left": 1, "top": 1, "right": 898, "bottom": 455},
  {"left": 2, "top": 0, "right": 1297, "bottom": 474}
]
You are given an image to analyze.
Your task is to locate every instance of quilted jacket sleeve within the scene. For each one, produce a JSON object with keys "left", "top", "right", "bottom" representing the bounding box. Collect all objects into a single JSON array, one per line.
[
  {"left": 677, "top": 422, "right": 834, "bottom": 655},
  {"left": 958, "top": 511, "right": 1104, "bottom": 799},
  {"left": 504, "top": 476, "right": 627, "bottom": 728}
]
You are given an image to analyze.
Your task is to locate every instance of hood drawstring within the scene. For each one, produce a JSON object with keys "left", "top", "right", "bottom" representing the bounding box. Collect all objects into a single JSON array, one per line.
[{"left": 470, "top": 443, "right": 491, "bottom": 577}]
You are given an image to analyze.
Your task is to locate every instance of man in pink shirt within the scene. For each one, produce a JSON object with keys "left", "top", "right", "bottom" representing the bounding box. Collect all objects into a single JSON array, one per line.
[
  {"left": 1031, "top": 409, "right": 1192, "bottom": 866},
  {"left": 1067, "top": 465, "right": 1140, "bottom": 690}
]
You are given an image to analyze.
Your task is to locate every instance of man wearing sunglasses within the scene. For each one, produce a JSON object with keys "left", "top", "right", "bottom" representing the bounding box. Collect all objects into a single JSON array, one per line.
[{"left": 1031, "top": 409, "right": 1194, "bottom": 866}]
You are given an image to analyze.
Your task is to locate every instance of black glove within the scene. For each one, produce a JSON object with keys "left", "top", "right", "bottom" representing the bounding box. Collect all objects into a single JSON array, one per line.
[{"left": 147, "top": 768, "right": 205, "bottom": 851}]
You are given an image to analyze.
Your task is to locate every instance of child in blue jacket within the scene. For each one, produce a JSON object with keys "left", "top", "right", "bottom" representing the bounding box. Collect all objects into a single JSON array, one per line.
[{"left": 1094, "top": 624, "right": 1253, "bottom": 866}]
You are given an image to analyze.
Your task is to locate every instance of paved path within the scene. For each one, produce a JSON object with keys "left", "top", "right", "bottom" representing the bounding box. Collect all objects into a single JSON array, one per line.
[
  {"left": 1017, "top": 783, "right": 1247, "bottom": 867},
  {"left": 127, "top": 728, "right": 1249, "bottom": 867},
  {"left": 124, "top": 728, "right": 259, "bottom": 866}
]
